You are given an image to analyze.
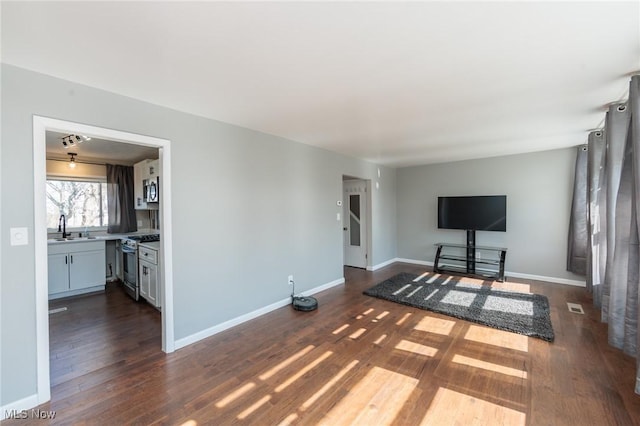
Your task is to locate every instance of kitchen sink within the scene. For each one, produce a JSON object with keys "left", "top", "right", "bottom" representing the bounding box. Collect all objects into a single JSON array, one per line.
[{"left": 52, "top": 236, "right": 98, "bottom": 242}]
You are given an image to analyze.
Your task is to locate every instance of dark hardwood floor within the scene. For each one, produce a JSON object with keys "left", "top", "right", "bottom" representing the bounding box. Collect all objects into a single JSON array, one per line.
[{"left": 4, "top": 264, "right": 640, "bottom": 425}]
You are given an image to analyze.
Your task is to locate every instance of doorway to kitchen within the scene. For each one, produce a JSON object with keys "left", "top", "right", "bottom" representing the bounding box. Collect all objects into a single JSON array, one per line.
[
  {"left": 32, "top": 116, "right": 175, "bottom": 404},
  {"left": 342, "top": 176, "right": 372, "bottom": 269}
]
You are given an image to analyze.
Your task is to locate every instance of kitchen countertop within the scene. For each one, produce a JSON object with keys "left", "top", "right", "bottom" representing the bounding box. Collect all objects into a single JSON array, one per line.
[{"left": 47, "top": 230, "right": 160, "bottom": 245}]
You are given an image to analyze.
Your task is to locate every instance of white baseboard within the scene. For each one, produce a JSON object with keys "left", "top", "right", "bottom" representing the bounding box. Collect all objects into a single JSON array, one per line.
[
  {"left": 393, "top": 258, "right": 585, "bottom": 286},
  {"left": 505, "top": 271, "right": 586, "bottom": 287},
  {"left": 367, "top": 258, "right": 398, "bottom": 271},
  {"left": 0, "top": 394, "right": 39, "bottom": 420},
  {"left": 395, "top": 257, "right": 434, "bottom": 267},
  {"left": 174, "top": 277, "right": 345, "bottom": 350}
]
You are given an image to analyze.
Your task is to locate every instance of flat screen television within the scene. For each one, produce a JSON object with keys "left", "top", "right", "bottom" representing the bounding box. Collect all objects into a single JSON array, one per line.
[{"left": 438, "top": 195, "right": 507, "bottom": 232}]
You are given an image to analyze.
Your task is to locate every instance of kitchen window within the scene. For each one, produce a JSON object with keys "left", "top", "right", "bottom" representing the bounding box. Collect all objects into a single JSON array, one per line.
[{"left": 46, "top": 179, "right": 108, "bottom": 229}]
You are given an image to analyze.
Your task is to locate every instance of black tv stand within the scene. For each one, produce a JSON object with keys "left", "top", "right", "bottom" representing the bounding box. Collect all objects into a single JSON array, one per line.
[{"left": 433, "top": 231, "right": 507, "bottom": 282}]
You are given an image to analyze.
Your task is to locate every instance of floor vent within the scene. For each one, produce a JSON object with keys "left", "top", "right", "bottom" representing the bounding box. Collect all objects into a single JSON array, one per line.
[
  {"left": 49, "top": 307, "right": 68, "bottom": 314},
  {"left": 567, "top": 303, "right": 584, "bottom": 315}
]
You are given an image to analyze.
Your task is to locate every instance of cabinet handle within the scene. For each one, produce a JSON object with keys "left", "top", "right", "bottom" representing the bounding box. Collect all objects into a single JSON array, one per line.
[
  {"left": 65, "top": 255, "right": 68, "bottom": 265},
  {"left": 70, "top": 255, "right": 73, "bottom": 264}
]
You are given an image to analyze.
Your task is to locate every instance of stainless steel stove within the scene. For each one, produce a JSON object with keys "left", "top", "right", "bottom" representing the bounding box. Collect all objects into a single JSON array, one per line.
[{"left": 121, "top": 234, "right": 160, "bottom": 300}]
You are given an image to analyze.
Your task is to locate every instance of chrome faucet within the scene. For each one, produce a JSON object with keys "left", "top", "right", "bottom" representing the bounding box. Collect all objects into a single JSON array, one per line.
[{"left": 58, "top": 214, "right": 69, "bottom": 238}]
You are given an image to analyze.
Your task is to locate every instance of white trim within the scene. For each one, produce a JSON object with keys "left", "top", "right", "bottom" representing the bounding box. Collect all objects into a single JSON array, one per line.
[
  {"left": 33, "top": 118, "right": 51, "bottom": 405},
  {"left": 505, "top": 271, "right": 586, "bottom": 287},
  {"left": 391, "top": 257, "right": 586, "bottom": 286},
  {"left": 0, "top": 394, "right": 39, "bottom": 421},
  {"left": 32, "top": 116, "right": 176, "bottom": 410},
  {"left": 175, "top": 277, "right": 345, "bottom": 350},
  {"left": 48, "top": 286, "right": 105, "bottom": 300},
  {"left": 395, "top": 257, "right": 433, "bottom": 267},
  {"left": 159, "top": 145, "right": 175, "bottom": 352},
  {"left": 366, "top": 258, "right": 398, "bottom": 271}
]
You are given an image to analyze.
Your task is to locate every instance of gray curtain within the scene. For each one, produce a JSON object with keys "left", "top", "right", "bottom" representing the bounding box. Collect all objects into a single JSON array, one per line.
[
  {"left": 587, "top": 131, "right": 605, "bottom": 306},
  {"left": 630, "top": 76, "right": 640, "bottom": 393},
  {"left": 601, "top": 104, "right": 630, "bottom": 324},
  {"left": 106, "top": 164, "right": 137, "bottom": 234},
  {"left": 579, "top": 75, "right": 640, "bottom": 394},
  {"left": 567, "top": 145, "right": 588, "bottom": 274}
]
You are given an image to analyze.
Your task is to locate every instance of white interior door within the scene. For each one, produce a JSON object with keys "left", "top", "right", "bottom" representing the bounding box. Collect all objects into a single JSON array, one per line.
[{"left": 343, "top": 180, "right": 367, "bottom": 268}]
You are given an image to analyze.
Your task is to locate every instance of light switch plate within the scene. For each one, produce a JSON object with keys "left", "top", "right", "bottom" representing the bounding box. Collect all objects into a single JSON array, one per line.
[{"left": 10, "top": 227, "right": 29, "bottom": 246}]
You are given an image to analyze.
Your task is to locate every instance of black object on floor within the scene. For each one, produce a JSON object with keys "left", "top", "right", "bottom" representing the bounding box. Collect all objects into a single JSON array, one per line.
[
  {"left": 292, "top": 296, "right": 318, "bottom": 311},
  {"left": 363, "top": 272, "right": 554, "bottom": 342}
]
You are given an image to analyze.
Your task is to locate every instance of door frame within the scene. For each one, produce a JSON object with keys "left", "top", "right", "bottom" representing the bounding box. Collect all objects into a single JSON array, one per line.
[
  {"left": 32, "top": 116, "right": 175, "bottom": 405},
  {"left": 342, "top": 176, "right": 372, "bottom": 269}
]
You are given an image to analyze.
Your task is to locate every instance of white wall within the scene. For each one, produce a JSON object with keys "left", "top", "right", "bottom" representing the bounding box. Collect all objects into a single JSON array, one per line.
[
  {"left": 0, "top": 64, "right": 397, "bottom": 407},
  {"left": 396, "top": 148, "right": 585, "bottom": 284}
]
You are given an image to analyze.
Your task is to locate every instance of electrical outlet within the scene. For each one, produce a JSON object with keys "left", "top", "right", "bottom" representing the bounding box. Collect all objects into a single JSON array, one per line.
[{"left": 288, "top": 275, "right": 294, "bottom": 285}]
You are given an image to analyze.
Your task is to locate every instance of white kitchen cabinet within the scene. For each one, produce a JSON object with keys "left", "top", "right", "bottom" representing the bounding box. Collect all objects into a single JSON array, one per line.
[
  {"left": 147, "top": 159, "right": 159, "bottom": 178},
  {"left": 134, "top": 160, "right": 149, "bottom": 210},
  {"left": 48, "top": 253, "right": 70, "bottom": 294},
  {"left": 134, "top": 158, "right": 160, "bottom": 210},
  {"left": 48, "top": 240, "right": 106, "bottom": 299},
  {"left": 139, "top": 244, "right": 160, "bottom": 309}
]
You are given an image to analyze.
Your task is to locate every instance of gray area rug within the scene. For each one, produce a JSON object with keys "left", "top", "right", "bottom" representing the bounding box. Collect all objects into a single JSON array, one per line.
[{"left": 363, "top": 272, "right": 554, "bottom": 342}]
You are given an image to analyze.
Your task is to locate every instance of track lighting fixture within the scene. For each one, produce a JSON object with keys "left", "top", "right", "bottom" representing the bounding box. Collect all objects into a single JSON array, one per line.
[
  {"left": 60, "top": 134, "right": 90, "bottom": 148},
  {"left": 68, "top": 153, "right": 77, "bottom": 169}
]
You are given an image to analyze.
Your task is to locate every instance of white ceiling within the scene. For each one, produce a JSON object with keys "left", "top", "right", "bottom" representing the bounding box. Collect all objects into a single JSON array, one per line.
[{"left": 3, "top": 2, "right": 639, "bottom": 167}]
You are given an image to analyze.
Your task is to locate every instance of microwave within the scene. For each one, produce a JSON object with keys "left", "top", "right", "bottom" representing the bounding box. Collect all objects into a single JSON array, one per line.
[{"left": 143, "top": 177, "right": 159, "bottom": 203}]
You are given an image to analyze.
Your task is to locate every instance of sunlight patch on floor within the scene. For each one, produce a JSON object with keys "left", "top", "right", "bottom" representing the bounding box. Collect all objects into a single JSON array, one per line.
[
  {"left": 319, "top": 366, "right": 418, "bottom": 425},
  {"left": 414, "top": 272, "right": 429, "bottom": 282},
  {"left": 464, "top": 325, "right": 529, "bottom": 352},
  {"left": 396, "top": 313, "right": 412, "bottom": 325},
  {"left": 332, "top": 324, "right": 350, "bottom": 334},
  {"left": 406, "top": 285, "right": 423, "bottom": 298},
  {"left": 277, "top": 413, "right": 298, "bottom": 426},
  {"left": 301, "top": 360, "right": 359, "bottom": 411},
  {"left": 492, "top": 281, "right": 531, "bottom": 293},
  {"left": 275, "top": 351, "right": 333, "bottom": 392},
  {"left": 236, "top": 395, "right": 272, "bottom": 420},
  {"left": 349, "top": 328, "right": 367, "bottom": 339},
  {"left": 374, "top": 334, "right": 387, "bottom": 345},
  {"left": 215, "top": 382, "right": 256, "bottom": 408},
  {"left": 393, "top": 284, "right": 413, "bottom": 295},
  {"left": 456, "top": 276, "right": 486, "bottom": 286},
  {"left": 421, "top": 387, "right": 526, "bottom": 425},
  {"left": 424, "top": 289, "right": 439, "bottom": 301},
  {"left": 179, "top": 421, "right": 197, "bottom": 426},
  {"left": 414, "top": 315, "right": 455, "bottom": 336},
  {"left": 395, "top": 339, "right": 438, "bottom": 357},
  {"left": 376, "top": 311, "right": 389, "bottom": 320},
  {"left": 452, "top": 354, "right": 527, "bottom": 379},
  {"left": 426, "top": 274, "right": 441, "bottom": 284},
  {"left": 259, "top": 345, "right": 315, "bottom": 380}
]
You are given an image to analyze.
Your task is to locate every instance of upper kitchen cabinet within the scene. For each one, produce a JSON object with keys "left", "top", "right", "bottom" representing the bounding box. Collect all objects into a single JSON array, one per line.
[{"left": 134, "top": 159, "right": 160, "bottom": 210}]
